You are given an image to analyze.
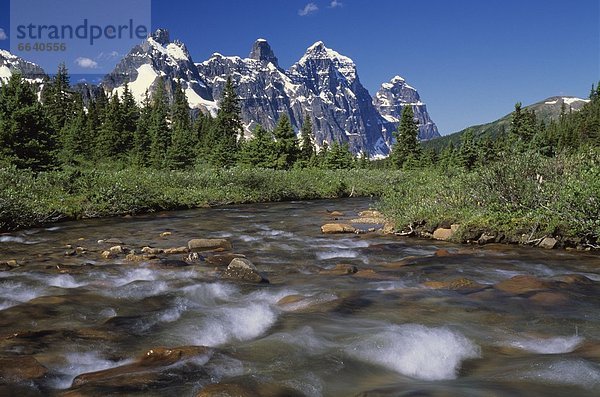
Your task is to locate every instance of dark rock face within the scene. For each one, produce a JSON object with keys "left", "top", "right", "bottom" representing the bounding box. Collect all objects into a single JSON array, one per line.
[
  {"left": 373, "top": 75, "right": 440, "bottom": 141},
  {"left": 249, "top": 39, "right": 279, "bottom": 67}
]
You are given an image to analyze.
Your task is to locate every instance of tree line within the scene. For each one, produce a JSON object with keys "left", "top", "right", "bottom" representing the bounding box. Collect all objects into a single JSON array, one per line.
[
  {"left": 0, "top": 63, "right": 598, "bottom": 173},
  {"left": 389, "top": 83, "right": 600, "bottom": 171},
  {"left": 0, "top": 65, "right": 367, "bottom": 171}
]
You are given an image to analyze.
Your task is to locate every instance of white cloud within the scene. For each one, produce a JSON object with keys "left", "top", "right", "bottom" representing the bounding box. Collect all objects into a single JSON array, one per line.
[
  {"left": 0, "top": 28, "right": 7, "bottom": 40},
  {"left": 298, "top": 2, "right": 318, "bottom": 16},
  {"left": 329, "top": 0, "right": 343, "bottom": 8},
  {"left": 75, "top": 57, "right": 98, "bottom": 69}
]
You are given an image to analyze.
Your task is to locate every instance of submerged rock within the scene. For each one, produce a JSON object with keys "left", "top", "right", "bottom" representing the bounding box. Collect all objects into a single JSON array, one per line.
[
  {"left": 188, "top": 238, "right": 232, "bottom": 252},
  {"left": 205, "top": 253, "right": 246, "bottom": 267},
  {"left": 423, "top": 278, "right": 485, "bottom": 291},
  {"left": 321, "top": 223, "right": 356, "bottom": 234},
  {"left": 319, "top": 263, "right": 359, "bottom": 275},
  {"left": 164, "top": 246, "right": 189, "bottom": 254},
  {"left": 494, "top": 275, "right": 550, "bottom": 295},
  {"left": 71, "top": 346, "right": 212, "bottom": 389},
  {"left": 196, "top": 378, "right": 305, "bottom": 397},
  {"left": 0, "top": 356, "right": 48, "bottom": 382},
  {"left": 223, "top": 258, "right": 268, "bottom": 283}
]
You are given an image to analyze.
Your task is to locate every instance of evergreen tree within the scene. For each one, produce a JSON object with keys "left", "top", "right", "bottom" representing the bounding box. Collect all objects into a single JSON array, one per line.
[
  {"left": 148, "top": 79, "right": 171, "bottom": 168},
  {"left": 43, "top": 63, "right": 73, "bottom": 134},
  {"left": 168, "top": 83, "right": 196, "bottom": 169},
  {"left": 0, "top": 73, "right": 56, "bottom": 170},
  {"left": 323, "top": 141, "right": 355, "bottom": 169},
  {"left": 272, "top": 113, "right": 299, "bottom": 169},
  {"left": 210, "top": 77, "right": 242, "bottom": 167},
  {"left": 238, "top": 124, "right": 277, "bottom": 168},
  {"left": 59, "top": 93, "right": 88, "bottom": 164},
  {"left": 131, "top": 92, "right": 152, "bottom": 167},
  {"left": 120, "top": 83, "right": 139, "bottom": 153},
  {"left": 459, "top": 129, "right": 478, "bottom": 170},
  {"left": 95, "top": 92, "right": 123, "bottom": 159},
  {"left": 390, "top": 106, "right": 420, "bottom": 169},
  {"left": 298, "top": 114, "right": 316, "bottom": 166}
]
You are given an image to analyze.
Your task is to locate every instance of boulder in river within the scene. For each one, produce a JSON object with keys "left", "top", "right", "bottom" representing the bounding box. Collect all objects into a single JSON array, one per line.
[
  {"left": 0, "top": 355, "right": 48, "bottom": 382},
  {"left": 164, "top": 246, "right": 189, "bottom": 254},
  {"left": 71, "top": 346, "right": 212, "bottom": 389},
  {"left": 205, "top": 253, "right": 246, "bottom": 267},
  {"left": 494, "top": 275, "right": 551, "bottom": 295},
  {"left": 223, "top": 258, "right": 269, "bottom": 283},
  {"left": 432, "top": 227, "right": 454, "bottom": 241},
  {"left": 141, "top": 246, "right": 164, "bottom": 255},
  {"left": 188, "top": 238, "right": 232, "bottom": 252},
  {"left": 321, "top": 223, "right": 356, "bottom": 234},
  {"left": 538, "top": 237, "right": 558, "bottom": 249}
]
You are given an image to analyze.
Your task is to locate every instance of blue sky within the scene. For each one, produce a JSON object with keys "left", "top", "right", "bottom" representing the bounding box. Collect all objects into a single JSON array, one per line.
[{"left": 1, "top": 0, "right": 598, "bottom": 134}]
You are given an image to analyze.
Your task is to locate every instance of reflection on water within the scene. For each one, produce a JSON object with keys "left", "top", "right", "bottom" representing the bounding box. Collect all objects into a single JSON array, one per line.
[{"left": 0, "top": 198, "right": 599, "bottom": 396}]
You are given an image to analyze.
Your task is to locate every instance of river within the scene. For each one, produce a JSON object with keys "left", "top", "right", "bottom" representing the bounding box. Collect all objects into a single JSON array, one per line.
[{"left": 0, "top": 198, "right": 599, "bottom": 396}]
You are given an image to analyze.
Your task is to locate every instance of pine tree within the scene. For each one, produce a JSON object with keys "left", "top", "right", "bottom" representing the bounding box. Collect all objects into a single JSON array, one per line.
[
  {"left": 43, "top": 63, "right": 73, "bottom": 134},
  {"left": 59, "top": 93, "right": 88, "bottom": 164},
  {"left": 323, "top": 141, "right": 355, "bottom": 169},
  {"left": 272, "top": 113, "right": 299, "bottom": 169},
  {"left": 120, "top": 83, "right": 139, "bottom": 153},
  {"left": 148, "top": 79, "right": 171, "bottom": 168},
  {"left": 95, "top": 93, "right": 123, "bottom": 159},
  {"left": 459, "top": 129, "right": 478, "bottom": 170},
  {"left": 167, "top": 83, "right": 196, "bottom": 169},
  {"left": 0, "top": 73, "right": 56, "bottom": 170},
  {"left": 131, "top": 92, "right": 152, "bottom": 167},
  {"left": 210, "top": 77, "right": 242, "bottom": 167},
  {"left": 298, "top": 115, "right": 316, "bottom": 166},
  {"left": 238, "top": 124, "right": 276, "bottom": 168},
  {"left": 390, "top": 106, "right": 420, "bottom": 169}
]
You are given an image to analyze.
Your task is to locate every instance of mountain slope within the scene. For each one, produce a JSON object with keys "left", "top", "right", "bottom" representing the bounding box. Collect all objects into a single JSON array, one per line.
[
  {"left": 424, "top": 96, "right": 591, "bottom": 151},
  {"left": 102, "top": 29, "right": 216, "bottom": 115},
  {"left": 0, "top": 49, "right": 46, "bottom": 85}
]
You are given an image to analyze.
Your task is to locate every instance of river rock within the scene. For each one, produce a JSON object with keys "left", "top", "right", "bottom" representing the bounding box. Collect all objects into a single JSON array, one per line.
[
  {"left": 0, "top": 356, "right": 48, "bottom": 382},
  {"left": 494, "top": 275, "right": 550, "bottom": 294},
  {"left": 205, "top": 253, "right": 246, "bottom": 267},
  {"left": 72, "top": 346, "right": 212, "bottom": 389},
  {"left": 432, "top": 228, "right": 454, "bottom": 240},
  {"left": 142, "top": 246, "right": 164, "bottom": 254},
  {"left": 538, "top": 237, "right": 558, "bottom": 249},
  {"left": 319, "top": 263, "right": 358, "bottom": 275},
  {"left": 188, "top": 238, "right": 232, "bottom": 252},
  {"left": 109, "top": 245, "right": 124, "bottom": 254},
  {"left": 164, "top": 246, "right": 189, "bottom": 254},
  {"left": 160, "top": 231, "right": 172, "bottom": 237},
  {"left": 529, "top": 291, "right": 569, "bottom": 305},
  {"left": 196, "top": 378, "right": 305, "bottom": 397},
  {"left": 551, "top": 274, "right": 594, "bottom": 285},
  {"left": 423, "top": 278, "right": 485, "bottom": 291},
  {"left": 223, "top": 258, "right": 268, "bottom": 283},
  {"left": 101, "top": 238, "right": 124, "bottom": 245},
  {"left": 329, "top": 210, "right": 344, "bottom": 217},
  {"left": 100, "top": 250, "right": 115, "bottom": 259},
  {"left": 321, "top": 223, "right": 356, "bottom": 234},
  {"left": 125, "top": 253, "right": 157, "bottom": 262}
]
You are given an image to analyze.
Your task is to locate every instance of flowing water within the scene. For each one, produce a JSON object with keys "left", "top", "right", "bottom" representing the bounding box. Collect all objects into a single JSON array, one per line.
[{"left": 0, "top": 198, "right": 599, "bottom": 396}]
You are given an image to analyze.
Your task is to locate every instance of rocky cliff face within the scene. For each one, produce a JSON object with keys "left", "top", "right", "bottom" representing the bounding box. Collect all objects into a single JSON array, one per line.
[
  {"left": 103, "top": 29, "right": 440, "bottom": 155},
  {"left": 373, "top": 75, "right": 440, "bottom": 141},
  {"left": 0, "top": 49, "right": 46, "bottom": 85},
  {"left": 102, "top": 29, "right": 216, "bottom": 115}
]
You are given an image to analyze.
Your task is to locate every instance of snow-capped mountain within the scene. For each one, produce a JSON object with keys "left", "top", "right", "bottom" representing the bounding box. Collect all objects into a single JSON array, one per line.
[
  {"left": 0, "top": 49, "right": 46, "bottom": 85},
  {"left": 102, "top": 29, "right": 216, "bottom": 115},
  {"left": 374, "top": 75, "right": 440, "bottom": 141}
]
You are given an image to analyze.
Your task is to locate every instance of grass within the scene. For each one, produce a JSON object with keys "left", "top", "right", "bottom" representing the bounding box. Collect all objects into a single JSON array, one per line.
[
  {"left": 0, "top": 166, "right": 401, "bottom": 231},
  {"left": 2, "top": 149, "right": 599, "bottom": 248}
]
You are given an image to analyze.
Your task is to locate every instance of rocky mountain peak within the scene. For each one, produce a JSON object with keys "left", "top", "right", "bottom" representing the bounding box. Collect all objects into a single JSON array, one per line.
[
  {"left": 249, "top": 39, "right": 279, "bottom": 67},
  {"left": 151, "top": 29, "right": 170, "bottom": 46}
]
